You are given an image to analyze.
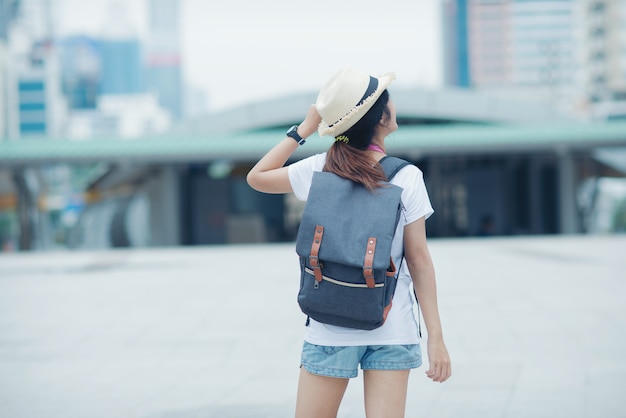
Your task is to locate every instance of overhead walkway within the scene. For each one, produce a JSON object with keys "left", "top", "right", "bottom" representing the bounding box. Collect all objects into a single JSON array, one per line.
[{"left": 1, "top": 121, "right": 625, "bottom": 166}]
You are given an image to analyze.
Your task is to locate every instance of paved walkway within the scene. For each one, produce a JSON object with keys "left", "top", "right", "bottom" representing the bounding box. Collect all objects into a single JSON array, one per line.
[{"left": 0, "top": 235, "right": 625, "bottom": 418}]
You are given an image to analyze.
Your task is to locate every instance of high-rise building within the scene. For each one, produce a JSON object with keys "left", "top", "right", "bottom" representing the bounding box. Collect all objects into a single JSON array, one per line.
[
  {"left": 442, "top": 0, "right": 471, "bottom": 87},
  {"left": 508, "top": 1, "right": 576, "bottom": 98},
  {"left": 1, "top": 43, "right": 11, "bottom": 139},
  {"left": 96, "top": 1, "right": 145, "bottom": 97},
  {"left": 474, "top": 0, "right": 575, "bottom": 95},
  {"left": 99, "top": 39, "right": 143, "bottom": 95},
  {"left": 443, "top": 0, "right": 578, "bottom": 107},
  {"left": 0, "top": 46, "right": 5, "bottom": 140},
  {"left": 0, "top": 0, "right": 21, "bottom": 42},
  {"left": 59, "top": 34, "right": 145, "bottom": 109},
  {"left": 0, "top": 0, "right": 20, "bottom": 140},
  {"left": 17, "top": 42, "right": 65, "bottom": 138},
  {"left": 18, "top": 72, "right": 46, "bottom": 135},
  {"left": 2, "top": 0, "right": 66, "bottom": 138},
  {"left": 578, "top": 0, "right": 626, "bottom": 103},
  {"left": 59, "top": 36, "right": 101, "bottom": 110},
  {"left": 145, "top": 0, "right": 182, "bottom": 120},
  {"left": 466, "top": 1, "right": 512, "bottom": 87}
]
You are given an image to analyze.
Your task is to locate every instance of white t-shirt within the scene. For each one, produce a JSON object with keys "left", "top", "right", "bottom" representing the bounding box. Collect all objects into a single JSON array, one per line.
[{"left": 288, "top": 152, "right": 434, "bottom": 346}]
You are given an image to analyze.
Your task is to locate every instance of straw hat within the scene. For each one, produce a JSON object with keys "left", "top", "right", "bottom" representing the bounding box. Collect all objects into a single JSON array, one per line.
[{"left": 316, "top": 66, "right": 395, "bottom": 137}]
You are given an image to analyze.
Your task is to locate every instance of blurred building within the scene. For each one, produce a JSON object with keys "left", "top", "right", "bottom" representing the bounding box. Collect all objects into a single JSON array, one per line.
[
  {"left": 443, "top": 0, "right": 626, "bottom": 119},
  {"left": 0, "top": 0, "right": 69, "bottom": 251},
  {"left": 58, "top": 35, "right": 170, "bottom": 139},
  {"left": 442, "top": 0, "right": 471, "bottom": 87},
  {"left": 59, "top": 35, "right": 101, "bottom": 110},
  {"left": 65, "top": 94, "right": 171, "bottom": 139},
  {"left": 17, "top": 41, "right": 66, "bottom": 138},
  {"left": 2, "top": 0, "right": 66, "bottom": 138},
  {"left": 0, "top": 0, "right": 21, "bottom": 251},
  {"left": 443, "top": 0, "right": 579, "bottom": 111},
  {"left": 60, "top": 39, "right": 140, "bottom": 104},
  {"left": 0, "top": 0, "right": 20, "bottom": 41},
  {"left": 0, "top": 40, "right": 18, "bottom": 140},
  {"left": 579, "top": 0, "right": 626, "bottom": 102},
  {"left": 99, "top": 39, "right": 143, "bottom": 95},
  {"left": 58, "top": 34, "right": 172, "bottom": 139},
  {"left": 145, "top": 0, "right": 182, "bottom": 120},
  {"left": 578, "top": 0, "right": 626, "bottom": 120},
  {"left": 0, "top": 0, "right": 173, "bottom": 250}
]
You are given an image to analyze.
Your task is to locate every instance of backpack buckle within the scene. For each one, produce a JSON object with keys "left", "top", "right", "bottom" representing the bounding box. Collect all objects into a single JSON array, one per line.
[{"left": 309, "top": 256, "right": 322, "bottom": 282}]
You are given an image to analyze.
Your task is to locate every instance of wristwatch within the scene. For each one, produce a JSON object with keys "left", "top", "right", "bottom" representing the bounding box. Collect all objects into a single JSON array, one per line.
[{"left": 286, "top": 124, "right": 306, "bottom": 145}]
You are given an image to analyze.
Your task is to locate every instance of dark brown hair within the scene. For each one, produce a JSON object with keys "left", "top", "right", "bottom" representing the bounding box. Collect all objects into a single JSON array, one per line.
[{"left": 323, "top": 90, "right": 390, "bottom": 190}]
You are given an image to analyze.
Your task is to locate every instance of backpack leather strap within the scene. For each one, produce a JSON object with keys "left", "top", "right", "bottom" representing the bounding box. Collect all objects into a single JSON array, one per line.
[
  {"left": 363, "top": 237, "right": 376, "bottom": 288},
  {"left": 309, "top": 225, "right": 324, "bottom": 283}
]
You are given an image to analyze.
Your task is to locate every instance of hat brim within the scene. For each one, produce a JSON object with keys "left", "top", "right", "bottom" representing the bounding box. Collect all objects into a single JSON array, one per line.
[{"left": 317, "top": 72, "right": 396, "bottom": 137}]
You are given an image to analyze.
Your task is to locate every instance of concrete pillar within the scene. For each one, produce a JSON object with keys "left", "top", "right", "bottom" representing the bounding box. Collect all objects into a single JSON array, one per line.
[
  {"left": 425, "top": 158, "right": 444, "bottom": 237},
  {"left": 148, "top": 166, "right": 181, "bottom": 247},
  {"left": 557, "top": 150, "right": 580, "bottom": 234},
  {"left": 12, "top": 168, "right": 35, "bottom": 250},
  {"left": 528, "top": 158, "right": 543, "bottom": 234}
]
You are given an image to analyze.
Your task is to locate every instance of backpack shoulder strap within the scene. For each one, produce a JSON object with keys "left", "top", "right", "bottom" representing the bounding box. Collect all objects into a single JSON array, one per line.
[{"left": 379, "top": 156, "right": 411, "bottom": 181}]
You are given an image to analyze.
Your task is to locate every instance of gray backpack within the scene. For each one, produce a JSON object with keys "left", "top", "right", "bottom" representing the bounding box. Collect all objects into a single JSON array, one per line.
[{"left": 295, "top": 156, "right": 411, "bottom": 330}]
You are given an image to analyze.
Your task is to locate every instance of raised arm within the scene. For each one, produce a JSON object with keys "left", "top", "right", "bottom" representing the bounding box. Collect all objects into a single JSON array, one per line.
[
  {"left": 246, "top": 105, "right": 321, "bottom": 194},
  {"left": 403, "top": 217, "right": 451, "bottom": 383}
]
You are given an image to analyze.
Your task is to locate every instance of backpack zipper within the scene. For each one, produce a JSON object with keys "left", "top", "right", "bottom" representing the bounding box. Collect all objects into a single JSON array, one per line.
[{"left": 304, "top": 267, "right": 385, "bottom": 288}]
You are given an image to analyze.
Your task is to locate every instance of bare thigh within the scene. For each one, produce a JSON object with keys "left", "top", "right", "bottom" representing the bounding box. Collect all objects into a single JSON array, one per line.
[
  {"left": 363, "top": 369, "right": 410, "bottom": 418},
  {"left": 295, "top": 368, "right": 350, "bottom": 418}
]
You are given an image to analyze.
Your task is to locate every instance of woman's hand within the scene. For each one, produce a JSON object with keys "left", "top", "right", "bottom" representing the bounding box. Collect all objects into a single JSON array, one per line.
[
  {"left": 247, "top": 104, "right": 321, "bottom": 194},
  {"left": 404, "top": 219, "right": 451, "bottom": 383},
  {"left": 425, "top": 337, "right": 451, "bottom": 383},
  {"left": 298, "top": 105, "right": 322, "bottom": 138}
]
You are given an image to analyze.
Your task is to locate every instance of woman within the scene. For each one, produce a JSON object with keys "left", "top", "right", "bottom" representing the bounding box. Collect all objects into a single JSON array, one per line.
[{"left": 247, "top": 67, "right": 451, "bottom": 418}]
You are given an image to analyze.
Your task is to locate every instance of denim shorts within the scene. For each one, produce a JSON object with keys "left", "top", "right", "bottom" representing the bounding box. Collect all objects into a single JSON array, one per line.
[{"left": 300, "top": 341, "right": 422, "bottom": 379}]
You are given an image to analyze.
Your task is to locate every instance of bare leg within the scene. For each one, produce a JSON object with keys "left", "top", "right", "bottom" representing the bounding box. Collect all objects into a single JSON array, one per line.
[
  {"left": 363, "top": 369, "right": 410, "bottom": 418},
  {"left": 295, "top": 367, "right": 350, "bottom": 418}
]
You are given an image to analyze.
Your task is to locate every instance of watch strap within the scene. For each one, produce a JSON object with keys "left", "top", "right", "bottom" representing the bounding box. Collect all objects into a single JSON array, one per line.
[{"left": 287, "top": 125, "right": 306, "bottom": 145}]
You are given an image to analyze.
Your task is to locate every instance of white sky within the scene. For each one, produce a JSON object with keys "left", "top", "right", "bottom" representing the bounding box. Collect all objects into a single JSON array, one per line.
[{"left": 53, "top": 0, "right": 443, "bottom": 111}]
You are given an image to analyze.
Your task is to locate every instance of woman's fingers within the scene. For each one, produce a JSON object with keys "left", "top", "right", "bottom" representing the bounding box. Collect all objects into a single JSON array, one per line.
[{"left": 426, "top": 358, "right": 451, "bottom": 383}]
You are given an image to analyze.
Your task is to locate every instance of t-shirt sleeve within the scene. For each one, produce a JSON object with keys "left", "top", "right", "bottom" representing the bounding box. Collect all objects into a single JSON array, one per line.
[
  {"left": 394, "top": 165, "right": 434, "bottom": 224},
  {"left": 287, "top": 153, "right": 326, "bottom": 201}
]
